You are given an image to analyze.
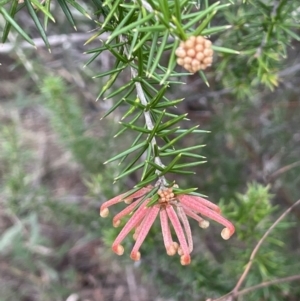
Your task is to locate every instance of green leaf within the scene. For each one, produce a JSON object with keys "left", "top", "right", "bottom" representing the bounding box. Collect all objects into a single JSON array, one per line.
[
  {"left": 119, "top": 122, "right": 151, "bottom": 134},
  {"left": 147, "top": 31, "right": 159, "bottom": 71},
  {"left": 104, "top": 141, "right": 147, "bottom": 164},
  {"left": 2, "top": 0, "right": 18, "bottom": 43},
  {"left": 114, "top": 162, "right": 144, "bottom": 181},
  {"left": 146, "top": 85, "right": 169, "bottom": 109},
  {"left": 43, "top": 0, "right": 51, "bottom": 30},
  {"left": 173, "top": 0, "right": 181, "bottom": 23},
  {"left": 101, "top": 98, "right": 124, "bottom": 120},
  {"left": 66, "top": 0, "right": 92, "bottom": 19},
  {"left": 157, "top": 126, "right": 181, "bottom": 137},
  {"left": 157, "top": 114, "right": 188, "bottom": 132},
  {"left": 173, "top": 187, "right": 198, "bottom": 195},
  {"left": 0, "top": 6, "right": 35, "bottom": 46},
  {"left": 107, "top": 12, "right": 155, "bottom": 43},
  {"left": 57, "top": 0, "right": 76, "bottom": 29},
  {"left": 148, "top": 30, "right": 169, "bottom": 77},
  {"left": 93, "top": 64, "right": 127, "bottom": 78},
  {"left": 173, "top": 161, "right": 206, "bottom": 169},
  {"left": 146, "top": 160, "right": 164, "bottom": 172},
  {"left": 147, "top": 110, "right": 166, "bottom": 143},
  {"left": 211, "top": 45, "right": 240, "bottom": 54},
  {"left": 115, "top": 111, "right": 143, "bottom": 137},
  {"left": 104, "top": 80, "right": 134, "bottom": 99},
  {"left": 110, "top": 5, "right": 137, "bottom": 44},
  {"left": 134, "top": 24, "right": 165, "bottom": 32},
  {"left": 160, "top": 145, "right": 206, "bottom": 156},
  {"left": 170, "top": 169, "right": 195, "bottom": 175},
  {"left": 159, "top": 154, "right": 182, "bottom": 176},
  {"left": 117, "top": 141, "right": 148, "bottom": 176},
  {"left": 30, "top": 0, "right": 55, "bottom": 22},
  {"left": 280, "top": 26, "right": 300, "bottom": 41},
  {"left": 146, "top": 194, "right": 160, "bottom": 207},
  {"left": 101, "top": 0, "right": 122, "bottom": 29},
  {"left": 25, "top": 0, "right": 51, "bottom": 51},
  {"left": 201, "top": 25, "right": 232, "bottom": 36},
  {"left": 84, "top": 28, "right": 106, "bottom": 46},
  {"left": 171, "top": 15, "right": 187, "bottom": 40},
  {"left": 192, "top": 11, "right": 217, "bottom": 36},
  {"left": 133, "top": 32, "right": 152, "bottom": 53},
  {"left": 141, "top": 145, "right": 152, "bottom": 181},
  {"left": 96, "top": 60, "right": 125, "bottom": 100},
  {"left": 135, "top": 173, "right": 158, "bottom": 188},
  {"left": 199, "top": 70, "right": 210, "bottom": 87},
  {"left": 160, "top": 39, "right": 180, "bottom": 84},
  {"left": 160, "top": 125, "right": 200, "bottom": 151},
  {"left": 182, "top": 1, "right": 220, "bottom": 26},
  {"left": 128, "top": 21, "right": 140, "bottom": 58}
]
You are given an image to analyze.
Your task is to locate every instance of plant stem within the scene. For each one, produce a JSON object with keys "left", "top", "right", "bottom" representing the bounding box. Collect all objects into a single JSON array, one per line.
[{"left": 121, "top": 36, "right": 168, "bottom": 187}]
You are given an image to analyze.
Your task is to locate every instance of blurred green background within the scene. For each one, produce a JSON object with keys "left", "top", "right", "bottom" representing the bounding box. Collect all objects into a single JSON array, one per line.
[{"left": 1, "top": 1, "right": 300, "bottom": 301}]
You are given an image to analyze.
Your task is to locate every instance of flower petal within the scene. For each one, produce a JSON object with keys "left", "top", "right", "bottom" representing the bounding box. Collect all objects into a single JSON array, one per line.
[
  {"left": 160, "top": 208, "right": 176, "bottom": 256},
  {"left": 166, "top": 205, "right": 191, "bottom": 265},
  {"left": 100, "top": 187, "right": 151, "bottom": 217},
  {"left": 178, "top": 195, "right": 235, "bottom": 238},
  {"left": 177, "top": 206, "right": 193, "bottom": 253},
  {"left": 130, "top": 205, "right": 160, "bottom": 261},
  {"left": 112, "top": 199, "right": 151, "bottom": 255}
]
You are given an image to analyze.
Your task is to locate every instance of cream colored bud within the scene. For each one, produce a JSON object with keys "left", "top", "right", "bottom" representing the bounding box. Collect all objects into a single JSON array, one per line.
[
  {"left": 199, "top": 220, "right": 210, "bottom": 229},
  {"left": 191, "top": 59, "right": 200, "bottom": 67},
  {"left": 175, "top": 48, "right": 186, "bottom": 58},
  {"left": 183, "top": 64, "right": 192, "bottom": 72},
  {"left": 115, "top": 244, "right": 124, "bottom": 255},
  {"left": 183, "top": 56, "right": 192, "bottom": 64},
  {"left": 203, "top": 57, "right": 213, "bottom": 65},
  {"left": 100, "top": 208, "right": 109, "bottom": 218},
  {"left": 172, "top": 242, "right": 179, "bottom": 250},
  {"left": 196, "top": 36, "right": 204, "bottom": 44},
  {"left": 166, "top": 245, "right": 176, "bottom": 256},
  {"left": 204, "top": 48, "right": 213, "bottom": 57},
  {"left": 187, "top": 48, "right": 196, "bottom": 58},
  {"left": 195, "top": 44, "right": 204, "bottom": 52},
  {"left": 113, "top": 219, "right": 121, "bottom": 228},
  {"left": 204, "top": 39, "right": 212, "bottom": 48},
  {"left": 189, "top": 36, "right": 196, "bottom": 42},
  {"left": 176, "top": 58, "right": 184, "bottom": 66},
  {"left": 180, "top": 255, "right": 191, "bottom": 266},
  {"left": 131, "top": 251, "right": 141, "bottom": 261},
  {"left": 185, "top": 39, "right": 195, "bottom": 49},
  {"left": 196, "top": 52, "right": 204, "bottom": 61},
  {"left": 191, "top": 66, "right": 199, "bottom": 73},
  {"left": 221, "top": 228, "right": 231, "bottom": 240},
  {"left": 124, "top": 198, "right": 133, "bottom": 204}
]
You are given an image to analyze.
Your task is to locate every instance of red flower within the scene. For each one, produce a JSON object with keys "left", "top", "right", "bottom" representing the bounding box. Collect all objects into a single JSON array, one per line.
[{"left": 100, "top": 186, "right": 235, "bottom": 265}]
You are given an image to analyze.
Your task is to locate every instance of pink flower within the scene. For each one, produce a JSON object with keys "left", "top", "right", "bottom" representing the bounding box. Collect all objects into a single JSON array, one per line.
[{"left": 100, "top": 186, "right": 235, "bottom": 265}]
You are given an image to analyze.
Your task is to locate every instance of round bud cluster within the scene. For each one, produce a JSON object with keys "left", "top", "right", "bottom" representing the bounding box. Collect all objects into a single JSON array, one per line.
[
  {"left": 158, "top": 188, "right": 175, "bottom": 204},
  {"left": 175, "top": 36, "right": 213, "bottom": 73}
]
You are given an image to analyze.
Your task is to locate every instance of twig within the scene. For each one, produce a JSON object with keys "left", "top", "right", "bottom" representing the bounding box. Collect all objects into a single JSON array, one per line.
[
  {"left": 236, "top": 274, "right": 300, "bottom": 298},
  {"left": 212, "top": 198, "right": 300, "bottom": 301},
  {"left": 120, "top": 36, "right": 168, "bottom": 187},
  {"left": 268, "top": 161, "right": 300, "bottom": 182}
]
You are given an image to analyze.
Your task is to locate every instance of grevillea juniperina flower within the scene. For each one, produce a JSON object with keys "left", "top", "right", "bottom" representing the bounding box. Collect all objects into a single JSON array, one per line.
[{"left": 100, "top": 185, "right": 235, "bottom": 265}]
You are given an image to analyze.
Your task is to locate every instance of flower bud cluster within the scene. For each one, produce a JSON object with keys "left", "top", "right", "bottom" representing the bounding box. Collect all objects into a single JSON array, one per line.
[{"left": 175, "top": 36, "right": 213, "bottom": 73}]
